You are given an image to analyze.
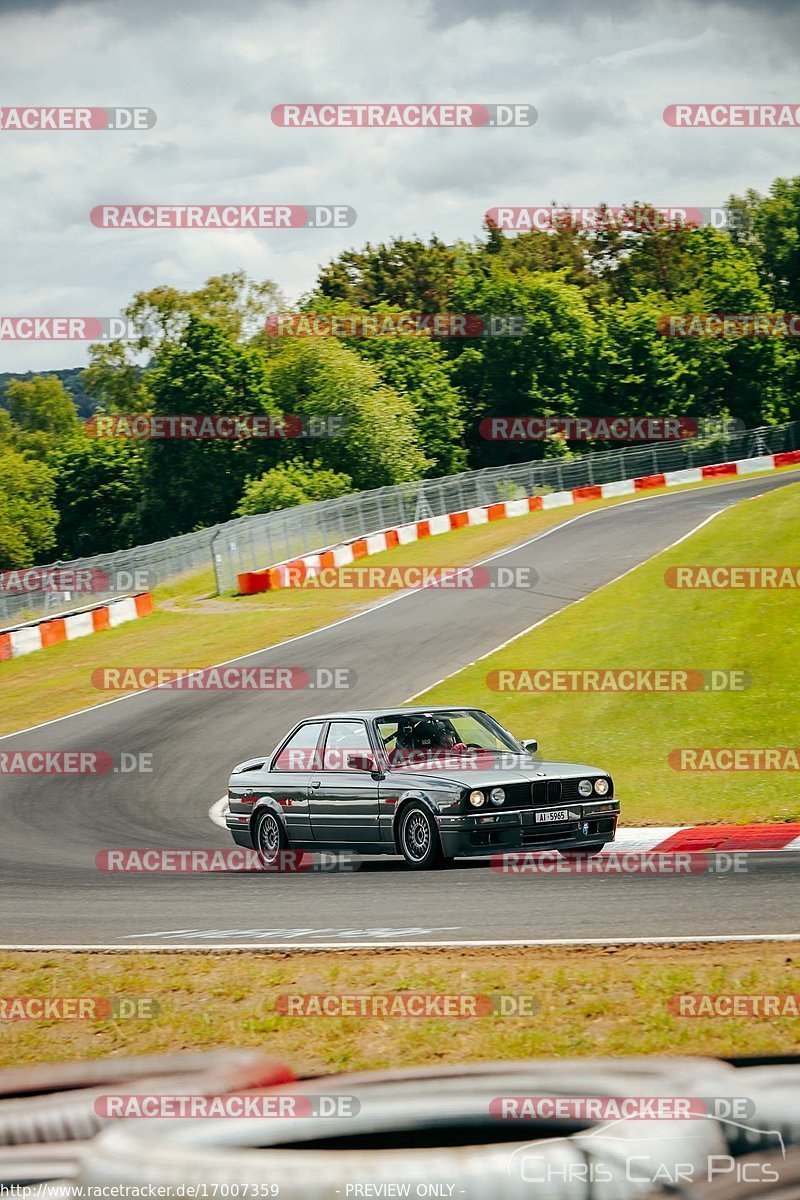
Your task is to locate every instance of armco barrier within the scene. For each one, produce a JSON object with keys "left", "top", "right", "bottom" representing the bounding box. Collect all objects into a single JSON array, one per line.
[
  {"left": 237, "top": 450, "right": 800, "bottom": 594},
  {"left": 0, "top": 593, "right": 154, "bottom": 663}
]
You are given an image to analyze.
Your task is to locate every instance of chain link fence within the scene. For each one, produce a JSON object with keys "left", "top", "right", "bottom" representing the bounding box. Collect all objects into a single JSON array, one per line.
[{"left": 2, "top": 420, "right": 797, "bottom": 629}]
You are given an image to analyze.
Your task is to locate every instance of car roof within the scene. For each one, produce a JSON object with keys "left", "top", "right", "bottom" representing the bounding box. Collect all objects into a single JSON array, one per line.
[{"left": 301, "top": 707, "right": 487, "bottom": 721}]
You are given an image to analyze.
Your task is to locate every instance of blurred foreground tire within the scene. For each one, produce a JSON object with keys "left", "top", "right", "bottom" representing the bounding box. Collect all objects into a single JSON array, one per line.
[{"left": 76, "top": 1057, "right": 734, "bottom": 1198}]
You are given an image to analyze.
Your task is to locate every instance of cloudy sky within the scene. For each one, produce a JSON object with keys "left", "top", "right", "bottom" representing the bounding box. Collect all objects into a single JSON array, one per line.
[{"left": 0, "top": 0, "right": 797, "bottom": 372}]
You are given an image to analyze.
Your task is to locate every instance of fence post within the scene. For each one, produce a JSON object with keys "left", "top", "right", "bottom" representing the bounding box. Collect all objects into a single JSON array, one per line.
[{"left": 210, "top": 528, "right": 223, "bottom": 595}]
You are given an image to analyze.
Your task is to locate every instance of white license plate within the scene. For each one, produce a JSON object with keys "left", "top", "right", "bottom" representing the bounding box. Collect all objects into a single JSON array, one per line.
[{"left": 535, "top": 808, "right": 571, "bottom": 824}]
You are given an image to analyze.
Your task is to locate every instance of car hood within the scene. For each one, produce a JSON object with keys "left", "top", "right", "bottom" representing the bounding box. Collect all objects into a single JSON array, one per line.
[{"left": 385, "top": 756, "right": 610, "bottom": 787}]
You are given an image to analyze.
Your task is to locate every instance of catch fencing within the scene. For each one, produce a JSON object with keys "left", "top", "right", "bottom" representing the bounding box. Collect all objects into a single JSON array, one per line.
[{"left": 1, "top": 420, "right": 797, "bottom": 628}]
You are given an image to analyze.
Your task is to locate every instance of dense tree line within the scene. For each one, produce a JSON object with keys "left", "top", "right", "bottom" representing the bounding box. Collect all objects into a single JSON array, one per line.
[{"left": 1, "top": 176, "right": 799, "bottom": 570}]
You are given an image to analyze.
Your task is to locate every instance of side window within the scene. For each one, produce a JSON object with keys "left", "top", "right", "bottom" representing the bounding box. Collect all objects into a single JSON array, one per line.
[
  {"left": 273, "top": 723, "right": 323, "bottom": 772},
  {"left": 323, "top": 720, "right": 372, "bottom": 771}
]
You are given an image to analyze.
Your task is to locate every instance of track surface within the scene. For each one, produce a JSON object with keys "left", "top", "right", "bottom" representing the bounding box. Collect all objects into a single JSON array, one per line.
[{"left": 1, "top": 471, "right": 798, "bottom": 947}]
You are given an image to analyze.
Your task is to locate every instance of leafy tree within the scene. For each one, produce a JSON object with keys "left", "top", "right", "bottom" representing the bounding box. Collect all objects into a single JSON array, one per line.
[
  {"left": 729, "top": 176, "right": 800, "bottom": 309},
  {"left": 6, "top": 375, "right": 80, "bottom": 439},
  {"left": 264, "top": 338, "right": 430, "bottom": 488},
  {"left": 82, "top": 271, "right": 282, "bottom": 414},
  {"left": 236, "top": 458, "right": 352, "bottom": 515},
  {"left": 657, "top": 229, "right": 787, "bottom": 427},
  {"left": 315, "top": 236, "right": 461, "bottom": 311},
  {"left": 137, "top": 317, "right": 283, "bottom": 538},
  {"left": 346, "top": 334, "right": 466, "bottom": 476},
  {"left": 48, "top": 437, "right": 145, "bottom": 558},
  {"left": 82, "top": 343, "right": 151, "bottom": 414},
  {"left": 0, "top": 446, "right": 58, "bottom": 570},
  {"left": 447, "top": 266, "right": 600, "bottom": 467}
]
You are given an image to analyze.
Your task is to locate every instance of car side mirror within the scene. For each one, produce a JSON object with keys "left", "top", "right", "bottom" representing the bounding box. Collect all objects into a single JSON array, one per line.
[
  {"left": 347, "top": 753, "right": 376, "bottom": 772},
  {"left": 522, "top": 739, "right": 538, "bottom": 754}
]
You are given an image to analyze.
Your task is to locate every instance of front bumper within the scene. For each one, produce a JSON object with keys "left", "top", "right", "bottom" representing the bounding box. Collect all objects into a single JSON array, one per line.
[{"left": 436, "top": 800, "right": 619, "bottom": 858}]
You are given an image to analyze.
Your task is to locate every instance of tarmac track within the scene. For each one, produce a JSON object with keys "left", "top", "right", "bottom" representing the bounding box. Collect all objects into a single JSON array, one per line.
[{"left": 1, "top": 471, "right": 798, "bottom": 947}]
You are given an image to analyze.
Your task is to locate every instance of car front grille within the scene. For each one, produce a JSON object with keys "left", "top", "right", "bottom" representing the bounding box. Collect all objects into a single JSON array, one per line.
[
  {"left": 531, "top": 779, "right": 563, "bottom": 806},
  {"left": 503, "top": 782, "right": 537, "bottom": 808}
]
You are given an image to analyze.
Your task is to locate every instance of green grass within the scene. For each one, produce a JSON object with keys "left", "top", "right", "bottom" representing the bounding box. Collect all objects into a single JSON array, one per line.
[
  {"left": 416, "top": 481, "right": 800, "bottom": 825},
  {"left": 0, "top": 946, "right": 797, "bottom": 1070},
  {"left": 1, "top": 466, "right": 796, "bottom": 740}
]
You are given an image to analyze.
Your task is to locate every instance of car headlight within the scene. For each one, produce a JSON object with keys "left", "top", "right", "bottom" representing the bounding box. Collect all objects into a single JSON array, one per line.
[
  {"left": 490, "top": 787, "right": 505, "bottom": 806},
  {"left": 594, "top": 777, "right": 610, "bottom": 796},
  {"left": 468, "top": 790, "right": 486, "bottom": 808},
  {"left": 578, "top": 779, "right": 593, "bottom": 797}
]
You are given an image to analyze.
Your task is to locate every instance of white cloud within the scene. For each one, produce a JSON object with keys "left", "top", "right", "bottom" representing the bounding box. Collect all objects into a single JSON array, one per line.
[{"left": 0, "top": 0, "right": 797, "bottom": 372}]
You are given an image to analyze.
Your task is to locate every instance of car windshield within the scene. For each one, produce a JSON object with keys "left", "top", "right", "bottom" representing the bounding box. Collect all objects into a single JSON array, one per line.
[{"left": 374, "top": 709, "right": 521, "bottom": 765}]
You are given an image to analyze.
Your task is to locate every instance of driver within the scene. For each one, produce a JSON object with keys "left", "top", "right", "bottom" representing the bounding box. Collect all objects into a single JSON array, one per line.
[{"left": 388, "top": 717, "right": 468, "bottom": 764}]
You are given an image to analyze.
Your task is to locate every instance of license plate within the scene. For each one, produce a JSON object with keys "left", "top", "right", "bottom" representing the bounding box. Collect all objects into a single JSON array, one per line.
[{"left": 535, "top": 808, "right": 571, "bottom": 824}]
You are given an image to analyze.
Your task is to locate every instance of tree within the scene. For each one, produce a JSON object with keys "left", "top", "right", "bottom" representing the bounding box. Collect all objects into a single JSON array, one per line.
[
  {"left": 315, "top": 236, "right": 460, "bottom": 311},
  {"left": 236, "top": 459, "right": 352, "bottom": 515},
  {"left": 264, "top": 338, "right": 430, "bottom": 489},
  {"left": 0, "top": 446, "right": 58, "bottom": 570},
  {"left": 447, "top": 265, "right": 601, "bottom": 467},
  {"left": 48, "top": 437, "right": 145, "bottom": 558},
  {"left": 347, "top": 333, "right": 467, "bottom": 476},
  {"left": 82, "top": 271, "right": 282, "bottom": 414},
  {"left": 137, "top": 317, "right": 283, "bottom": 538},
  {"left": 5, "top": 375, "right": 80, "bottom": 439},
  {"left": 729, "top": 176, "right": 800, "bottom": 310}
]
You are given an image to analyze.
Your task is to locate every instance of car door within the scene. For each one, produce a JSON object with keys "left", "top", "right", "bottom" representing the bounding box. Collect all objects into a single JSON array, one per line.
[
  {"left": 262, "top": 721, "right": 325, "bottom": 844},
  {"left": 309, "top": 719, "right": 382, "bottom": 847}
]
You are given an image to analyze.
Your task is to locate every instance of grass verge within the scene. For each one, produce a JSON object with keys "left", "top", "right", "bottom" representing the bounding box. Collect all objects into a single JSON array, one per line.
[
  {"left": 0, "top": 945, "right": 797, "bottom": 1071},
  {"left": 415, "top": 481, "right": 800, "bottom": 825}
]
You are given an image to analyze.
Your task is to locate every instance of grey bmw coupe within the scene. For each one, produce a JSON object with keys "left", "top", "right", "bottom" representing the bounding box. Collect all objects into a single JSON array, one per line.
[{"left": 224, "top": 707, "right": 618, "bottom": 870}]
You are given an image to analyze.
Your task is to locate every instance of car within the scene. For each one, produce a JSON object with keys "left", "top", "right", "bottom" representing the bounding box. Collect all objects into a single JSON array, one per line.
[{"left": 223, "top": 706, "right": 619, "bottom": 870}]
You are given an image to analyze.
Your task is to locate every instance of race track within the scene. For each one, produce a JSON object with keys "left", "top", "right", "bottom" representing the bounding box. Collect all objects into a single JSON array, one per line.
[{"left": 1, "top": 471, "right": 798, "bottom": 947}]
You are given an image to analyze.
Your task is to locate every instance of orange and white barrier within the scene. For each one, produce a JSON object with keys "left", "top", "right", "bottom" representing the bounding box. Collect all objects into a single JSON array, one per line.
[
  {"left": 235, "top": 448, "right": 800, "bottom": 594},
  {"left": 0, "top": 593, "right": 155, "bottom": 663}
]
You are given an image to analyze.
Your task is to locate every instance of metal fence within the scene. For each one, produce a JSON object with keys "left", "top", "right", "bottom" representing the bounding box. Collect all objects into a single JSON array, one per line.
[{"left": 2, "top": 420, "right": 797, "bottom": 628}]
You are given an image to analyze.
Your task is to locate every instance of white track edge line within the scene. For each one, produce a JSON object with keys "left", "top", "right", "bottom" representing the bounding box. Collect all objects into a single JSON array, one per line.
[{"left": 1, "top": 934, "right": 799, "bottom": 951}]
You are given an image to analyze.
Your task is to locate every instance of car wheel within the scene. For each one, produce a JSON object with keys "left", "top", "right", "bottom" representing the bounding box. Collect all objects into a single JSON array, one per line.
[
  {"left": 559, "top": 843, "right": 607, "bottom": 858},
  {"left": 254, "top": 810, "right": 287, "bottom": 869},
  {"left": 398, "top": 803, "right": 445, "bottom": 870}
]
